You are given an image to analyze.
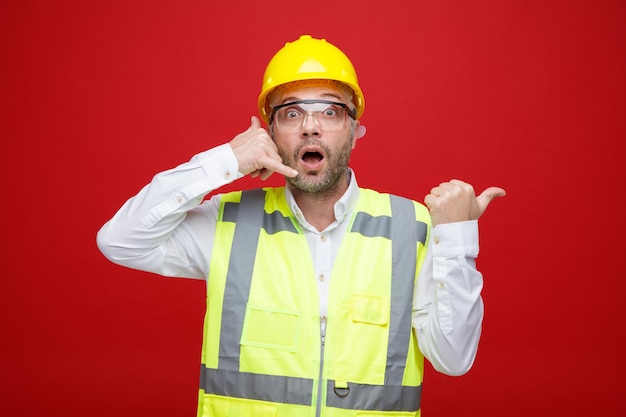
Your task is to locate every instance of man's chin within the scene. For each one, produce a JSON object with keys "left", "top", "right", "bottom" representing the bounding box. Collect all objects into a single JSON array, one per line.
[
  {"left": 287, "top": 171, "right": 346, "bottom": 195},
  {"left": 287, "top": 176, "right": 326, "bottom": 193}
]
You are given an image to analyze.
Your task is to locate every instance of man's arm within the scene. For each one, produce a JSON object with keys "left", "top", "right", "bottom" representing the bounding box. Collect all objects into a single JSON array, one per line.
[
  {"left": 96, "top": 144, "right": 242, "bottom": 278},
  {"left": 413, "top": 180, "right": 505, "bottom": 375},
  {"left": 96, "top": 116, "right": 298, "bottom": 278},
  {"left": 413, "top": 220, "right": 484, "bottom": 376}
]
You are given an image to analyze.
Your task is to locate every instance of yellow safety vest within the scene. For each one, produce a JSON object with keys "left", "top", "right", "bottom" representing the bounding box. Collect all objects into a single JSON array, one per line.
[{"left": 197, "top": 187, "right": 430, "bottom": 417}]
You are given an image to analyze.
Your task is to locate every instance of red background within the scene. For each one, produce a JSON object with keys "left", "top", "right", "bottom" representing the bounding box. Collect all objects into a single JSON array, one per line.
[{"left": 2, "top": 1, "right": 625, "bottom": 415}]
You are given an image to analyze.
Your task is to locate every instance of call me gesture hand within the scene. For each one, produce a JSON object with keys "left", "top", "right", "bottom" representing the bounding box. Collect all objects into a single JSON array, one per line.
[
  {"left": 424, "top": 180, "right": 506, "bottom": 226},
  {"left": 229, "top": 116, "right": 298, "bottom": 181}
]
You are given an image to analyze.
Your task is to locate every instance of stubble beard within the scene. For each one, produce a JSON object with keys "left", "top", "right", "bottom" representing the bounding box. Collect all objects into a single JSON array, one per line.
[{"left": 278, "top": 138, "right": 353, "bottom": 195}]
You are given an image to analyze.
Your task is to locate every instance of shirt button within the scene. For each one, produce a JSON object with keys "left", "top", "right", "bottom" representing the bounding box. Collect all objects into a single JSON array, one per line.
[
  {"left": 319, "top": 274, "right": 325, "bottom": 282},
  {"left": 176, "top": 195, "right": 183, "bottom": 203},
  {"left": 433, "top": 236, "right": 440, "bottom": 244},
  {"left": 320, "top": 235, "right": 327, "bottom": 242},
  {"left": 321, "top": 316, "right": 327, "bottom": 323},
  {"left": 224, "top": 171, "right": 231, "bottom": 180}
]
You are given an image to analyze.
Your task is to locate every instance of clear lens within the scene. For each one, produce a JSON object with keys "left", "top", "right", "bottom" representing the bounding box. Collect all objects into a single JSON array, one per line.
[{"left": 272, "top": 100, "right": 349, "bottom": 132}]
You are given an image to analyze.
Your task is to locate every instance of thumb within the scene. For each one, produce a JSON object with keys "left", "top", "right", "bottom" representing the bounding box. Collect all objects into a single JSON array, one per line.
[
  {"left": 250, "top": 115, "right": 261, "bottom": 130},
  {"left": 476, "top": 186, "right": 507, "bottom": 215}
]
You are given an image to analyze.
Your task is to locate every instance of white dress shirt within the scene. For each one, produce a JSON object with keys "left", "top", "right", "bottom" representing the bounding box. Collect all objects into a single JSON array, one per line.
[{"left": 97, "top": 143, "right": 485, "bottom": 376}]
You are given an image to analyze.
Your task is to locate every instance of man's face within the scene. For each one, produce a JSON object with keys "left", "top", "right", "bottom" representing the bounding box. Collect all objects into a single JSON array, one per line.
[{"left": 270, "top": 84, "right": 358, "bottom": 194}]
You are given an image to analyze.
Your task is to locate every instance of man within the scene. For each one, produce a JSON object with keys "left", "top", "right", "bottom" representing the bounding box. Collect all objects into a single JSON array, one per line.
[{"left": 97, "top": 35, "right": 505, "bottom": 417}]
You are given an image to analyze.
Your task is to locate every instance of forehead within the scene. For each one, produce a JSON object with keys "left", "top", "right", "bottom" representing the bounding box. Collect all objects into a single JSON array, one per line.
[{"left": 274, "top": 81, "right": 349, "bottom": 105}]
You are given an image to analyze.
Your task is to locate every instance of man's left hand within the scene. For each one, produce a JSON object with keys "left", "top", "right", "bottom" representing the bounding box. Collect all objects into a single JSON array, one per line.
[{"left": 424, "top": 179, "right": 506, "bottom": 226}]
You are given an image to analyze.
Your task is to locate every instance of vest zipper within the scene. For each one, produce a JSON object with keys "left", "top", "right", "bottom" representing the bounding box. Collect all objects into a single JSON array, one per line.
[{"left": 315, "top": 326, "right": 326, "bottom": 417}]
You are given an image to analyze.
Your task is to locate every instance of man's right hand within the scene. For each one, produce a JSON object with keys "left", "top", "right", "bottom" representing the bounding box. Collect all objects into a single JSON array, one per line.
[{"left": 229, "top": 116, "right": 299, "bottom": 181}]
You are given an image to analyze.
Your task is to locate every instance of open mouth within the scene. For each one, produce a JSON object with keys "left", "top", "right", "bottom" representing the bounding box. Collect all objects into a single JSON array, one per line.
[
  {"left": 298, "top": 145, "right": 326, "bottom": 169},
  {"left": 302, "top": 151, "right": 324, "bottom": 164}
]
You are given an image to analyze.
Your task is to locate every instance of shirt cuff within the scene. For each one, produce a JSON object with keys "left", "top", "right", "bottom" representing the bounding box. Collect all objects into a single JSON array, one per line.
[
  {"left": 139, "top": 144, "right": 243, "bottom": 229},
  {"left": 193, "top": 143, "right": 243, "bottom": 183},
  {"left": 431, "top": 220, "right": 479, "bottom": 258}
]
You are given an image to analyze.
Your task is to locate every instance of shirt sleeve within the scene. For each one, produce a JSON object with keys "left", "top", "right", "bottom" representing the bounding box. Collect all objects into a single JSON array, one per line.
[
  {"left": 412, "top": 220, "right": 484, "bottom": 376},
  {"left": 96, "top": 144, "right": 243, "bottom": 279}
]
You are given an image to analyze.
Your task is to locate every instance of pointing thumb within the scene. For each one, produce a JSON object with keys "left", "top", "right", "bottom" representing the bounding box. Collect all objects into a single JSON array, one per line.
[
  {"left": 250, "top": 115, "right": 261, "bottom": 129},
  {"left": 476, "top": 186, "right": 507, "bottom": 215}
]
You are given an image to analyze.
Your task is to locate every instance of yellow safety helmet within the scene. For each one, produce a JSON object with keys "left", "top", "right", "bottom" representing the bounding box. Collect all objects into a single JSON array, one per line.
[{"left": 258, "top": 35, "right": 365, "bottom": 124}]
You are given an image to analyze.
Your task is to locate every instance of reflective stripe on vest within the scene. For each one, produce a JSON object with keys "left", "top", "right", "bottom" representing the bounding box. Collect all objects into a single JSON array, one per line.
[
  {"left": 200, "top": 188, "right": 427, "bottom": 412},
  {"left": 199, "top": 364, "right": 313, "bottom": 406}
]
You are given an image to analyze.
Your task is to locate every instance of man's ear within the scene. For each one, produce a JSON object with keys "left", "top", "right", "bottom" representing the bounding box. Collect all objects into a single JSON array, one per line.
[{"left": 353, "top": 121, "right": 366, "bottom": 149}]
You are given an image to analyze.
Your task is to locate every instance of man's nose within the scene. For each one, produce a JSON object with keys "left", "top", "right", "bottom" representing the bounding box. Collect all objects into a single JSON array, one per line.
[{"left": 301, "top": 112, "right": 321, "bottom": 136}]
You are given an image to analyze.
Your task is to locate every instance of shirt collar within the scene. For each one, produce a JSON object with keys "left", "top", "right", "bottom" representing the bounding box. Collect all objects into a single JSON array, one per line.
[{"left": 284, "top": 168, "right": 360, "bottom": 231}]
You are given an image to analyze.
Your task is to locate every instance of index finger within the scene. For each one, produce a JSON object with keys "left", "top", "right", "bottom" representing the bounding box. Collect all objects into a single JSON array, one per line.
[{"left": 261, "top": 157, "right": 299, "bottom": 178}]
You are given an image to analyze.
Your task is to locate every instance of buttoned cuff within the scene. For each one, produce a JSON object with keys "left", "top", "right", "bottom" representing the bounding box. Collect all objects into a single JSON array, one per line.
[
  {"left": 139, "top": 144, "right": 243, "bottom": 229},
  {"left": 194, "top": 143, "right": 243, "bottom": 182},
  {"left": 430, "top": 220, "right": 479, "bottom": 258}
]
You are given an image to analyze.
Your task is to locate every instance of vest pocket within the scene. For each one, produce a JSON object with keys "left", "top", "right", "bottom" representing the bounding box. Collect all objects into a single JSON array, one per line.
[
  {"left": 351, "top": 294, "right": 390, "bottom": 325},
  {"left": 201, "top": 394, "right": 278, "bottom": 417},
  {"left": 240, "top": 304, "right": 302, "bottom": 352}
]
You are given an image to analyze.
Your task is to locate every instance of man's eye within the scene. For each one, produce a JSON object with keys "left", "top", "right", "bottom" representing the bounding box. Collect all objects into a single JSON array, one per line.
[
  {"left": 322, "top": 108, "right": 338, "bottom": 117},
  {"left": 285, "top": 110, "right": 302, "bottom": 119}
]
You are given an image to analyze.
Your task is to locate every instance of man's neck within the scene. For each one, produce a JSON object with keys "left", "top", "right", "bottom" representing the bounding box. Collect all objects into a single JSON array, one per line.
[{"left": 288, "top": 172, "right": 350, "bottom": 232}]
